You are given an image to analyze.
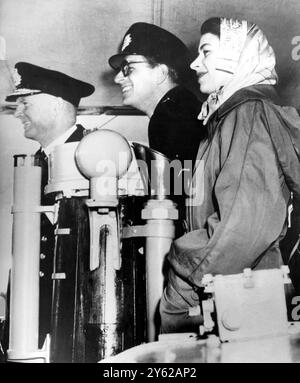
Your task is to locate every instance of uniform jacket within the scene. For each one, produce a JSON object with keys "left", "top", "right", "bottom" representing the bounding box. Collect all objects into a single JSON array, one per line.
[
  {"left": 148, "top": 85, "right": 204, "bottom": 166},
  {"left": 38, "top": 124, "right": 85, "bottom": 346},
  {"left": 168, "top": 85, "right": 297, "bottom": 287},
  {"left": 2, "top": 125, "right": 86, "bottom": 352}
]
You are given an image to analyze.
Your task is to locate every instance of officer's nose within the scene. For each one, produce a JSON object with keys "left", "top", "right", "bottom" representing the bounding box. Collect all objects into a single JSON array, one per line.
[
  {"left": 14, "top": 103, "right": 24, "bottom": 118},
  {"left": 114, "top": 70, "right": 125, "bottom": 84}
]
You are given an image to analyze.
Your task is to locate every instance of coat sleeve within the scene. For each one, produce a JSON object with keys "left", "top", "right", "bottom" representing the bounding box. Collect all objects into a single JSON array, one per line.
[{"left": 168, "top": 101, "right": 289, "bottom": 286}]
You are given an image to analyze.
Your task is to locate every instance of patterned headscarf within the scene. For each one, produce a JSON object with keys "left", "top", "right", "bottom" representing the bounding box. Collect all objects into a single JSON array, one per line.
[{"left": 198, "top": 18, "right": 278, "bottom": 125}]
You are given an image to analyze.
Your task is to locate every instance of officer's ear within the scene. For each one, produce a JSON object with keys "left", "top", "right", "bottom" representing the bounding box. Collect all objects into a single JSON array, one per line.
[
  {"left": 54, "top": 97, "right": 64, "bottom": 113},
  {"left": 155, "top": 64, "right": 169, "bottom": 85},
  {"left": 53, "top": 96, "right": 76, "bottom": 122},
  {"left": 51, "top": 97, "right": 62, "bottom": 116},
  {"left": 53, "top": 97, "right": 69, "bottom": 119}
]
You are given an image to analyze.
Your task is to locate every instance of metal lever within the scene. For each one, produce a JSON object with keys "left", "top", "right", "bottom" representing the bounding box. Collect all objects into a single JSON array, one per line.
[{"left": 200, "top": 299, "right": 215, "bottom": 336}]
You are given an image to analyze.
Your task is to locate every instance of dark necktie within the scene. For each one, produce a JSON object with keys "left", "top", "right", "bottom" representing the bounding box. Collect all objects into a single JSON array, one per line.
[{"left": 35, "top": 148, "right": 49, "bottom": 202}]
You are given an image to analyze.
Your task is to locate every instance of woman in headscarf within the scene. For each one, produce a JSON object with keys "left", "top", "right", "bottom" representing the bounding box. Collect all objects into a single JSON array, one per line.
[{"left": 160, "top": 17, "right": 300, "bottom": 333}]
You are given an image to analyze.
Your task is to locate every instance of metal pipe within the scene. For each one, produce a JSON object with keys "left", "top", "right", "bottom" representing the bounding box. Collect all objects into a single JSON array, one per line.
[
  {"left": 145, "top": 220, "right": 174, "bottom": 342},
  {"left": 8, "top": 155, "right": 46, "bottom": 362},
  {"left": 142, "top": 199, "right": 178, "bottom": 342},
  {"left": 99, "top": 213, "right": 121, "bottom": 359}
]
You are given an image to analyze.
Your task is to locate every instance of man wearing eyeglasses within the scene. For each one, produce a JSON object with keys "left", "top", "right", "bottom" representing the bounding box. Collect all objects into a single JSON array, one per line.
[
  {"left": 109, "top": 22, "right": 204, "bottom": 167},
  {"left": 108, "top": 24, "right": 204, "bottom": 339}
]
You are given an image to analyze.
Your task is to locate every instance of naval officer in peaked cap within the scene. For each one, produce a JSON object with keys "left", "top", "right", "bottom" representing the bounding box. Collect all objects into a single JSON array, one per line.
[
  {"left": 6, "top": 62, "right": 95, "bottom": 352},
  {"left": 109, "top": 23, "right": 205, "bottom": 338},
  {"left": 109, "top": 23, "right": 205, "bottom": 232},
  {"left": 109, "top": 22, "right": 205, "bottom": 167}
]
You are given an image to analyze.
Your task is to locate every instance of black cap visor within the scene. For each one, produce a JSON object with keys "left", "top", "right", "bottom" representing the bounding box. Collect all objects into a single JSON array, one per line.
[
  {"left": 109, "top": 52, "right": 143, "bottom": 71},
  {"left": 108, "top": 53, "right": 129, "bottom": 70},
  {"left": 5, "top": 89, "right": 42, "bottom": 102}
]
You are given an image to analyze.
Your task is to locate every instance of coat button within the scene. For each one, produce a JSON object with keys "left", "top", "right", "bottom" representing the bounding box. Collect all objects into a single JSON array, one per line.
[
  {"left": 39, "top": 271, "right": 44, "bottom": 277},
  {"left": 40, "top": 253, "right": 46, "bottom": 260},
  {"left": 41, "top": 236, "right": 47, "bottom": 242}
]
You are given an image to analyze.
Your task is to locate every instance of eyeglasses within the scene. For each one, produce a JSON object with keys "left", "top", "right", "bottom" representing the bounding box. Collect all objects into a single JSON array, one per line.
[{"left": 119, "top": 60, "right": 148, "bottom": 77}]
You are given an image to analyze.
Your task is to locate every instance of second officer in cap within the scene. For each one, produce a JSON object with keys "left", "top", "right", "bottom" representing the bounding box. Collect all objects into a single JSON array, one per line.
[{"left": 109, "top": 22, "right": 204, "bottom": 168}]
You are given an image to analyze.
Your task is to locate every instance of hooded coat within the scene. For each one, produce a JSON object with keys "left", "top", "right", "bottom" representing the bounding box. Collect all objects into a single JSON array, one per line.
[
  {"left": 169, "top": 84, "right": 300, "bottom": 285},
  {"left": 160, "top": 84, "right": 300, "bottom": 333}
]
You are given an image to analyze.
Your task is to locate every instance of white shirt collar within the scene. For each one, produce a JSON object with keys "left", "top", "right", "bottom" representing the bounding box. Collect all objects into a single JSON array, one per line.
[{"left": 43, "top": 125, "right": 77, "bottom": 156}]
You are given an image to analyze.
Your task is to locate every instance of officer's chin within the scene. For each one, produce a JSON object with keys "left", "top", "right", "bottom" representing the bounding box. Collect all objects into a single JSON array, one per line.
[
  {"left": 23, "top": 129, "right": 36, "bottom": 141},
  {"left": 122, "top": 96, "right": 133, "bottom": 107}
]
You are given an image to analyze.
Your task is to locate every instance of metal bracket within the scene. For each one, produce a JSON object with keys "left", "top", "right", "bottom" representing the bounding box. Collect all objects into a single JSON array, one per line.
[
  {"left": 7, "top": 333, "right": 50, "bottom": 363},
  {"left": 11, "top": 204, "right": 57, "bottom": 225},
  {"left": 54, "top": 228, "right": 71, "bottom": 235},
  {"left": 86, "top": 199, "right": 118, "bottom": 208},
  {"left": 122, "top": 224, "right": 175, "bottom": 239},
  {"left": 52, "top": 272, "right": 66, "bottom": 280}
]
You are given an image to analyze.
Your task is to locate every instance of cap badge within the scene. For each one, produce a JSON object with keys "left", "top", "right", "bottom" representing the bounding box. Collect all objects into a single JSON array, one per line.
[
  {"left": 121, "top": 34, "right": 132, "bottom": 51},
  {"left": 13, "top": 68, "right": 22, "bottom": 87}
]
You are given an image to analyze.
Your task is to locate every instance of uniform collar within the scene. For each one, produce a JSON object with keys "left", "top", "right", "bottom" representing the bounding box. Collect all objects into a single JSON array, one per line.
[
  {"left": 43, "top": 125, "right": 77, "bottom": 156},
  {"left": 158, "top": 85, "right": 182, "bottom": 105}
]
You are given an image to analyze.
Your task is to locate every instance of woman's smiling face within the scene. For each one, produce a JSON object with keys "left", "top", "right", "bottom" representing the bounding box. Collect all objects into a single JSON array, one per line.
[{"left": 190, "top": 32, "right": 233, "bottom": 95}]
